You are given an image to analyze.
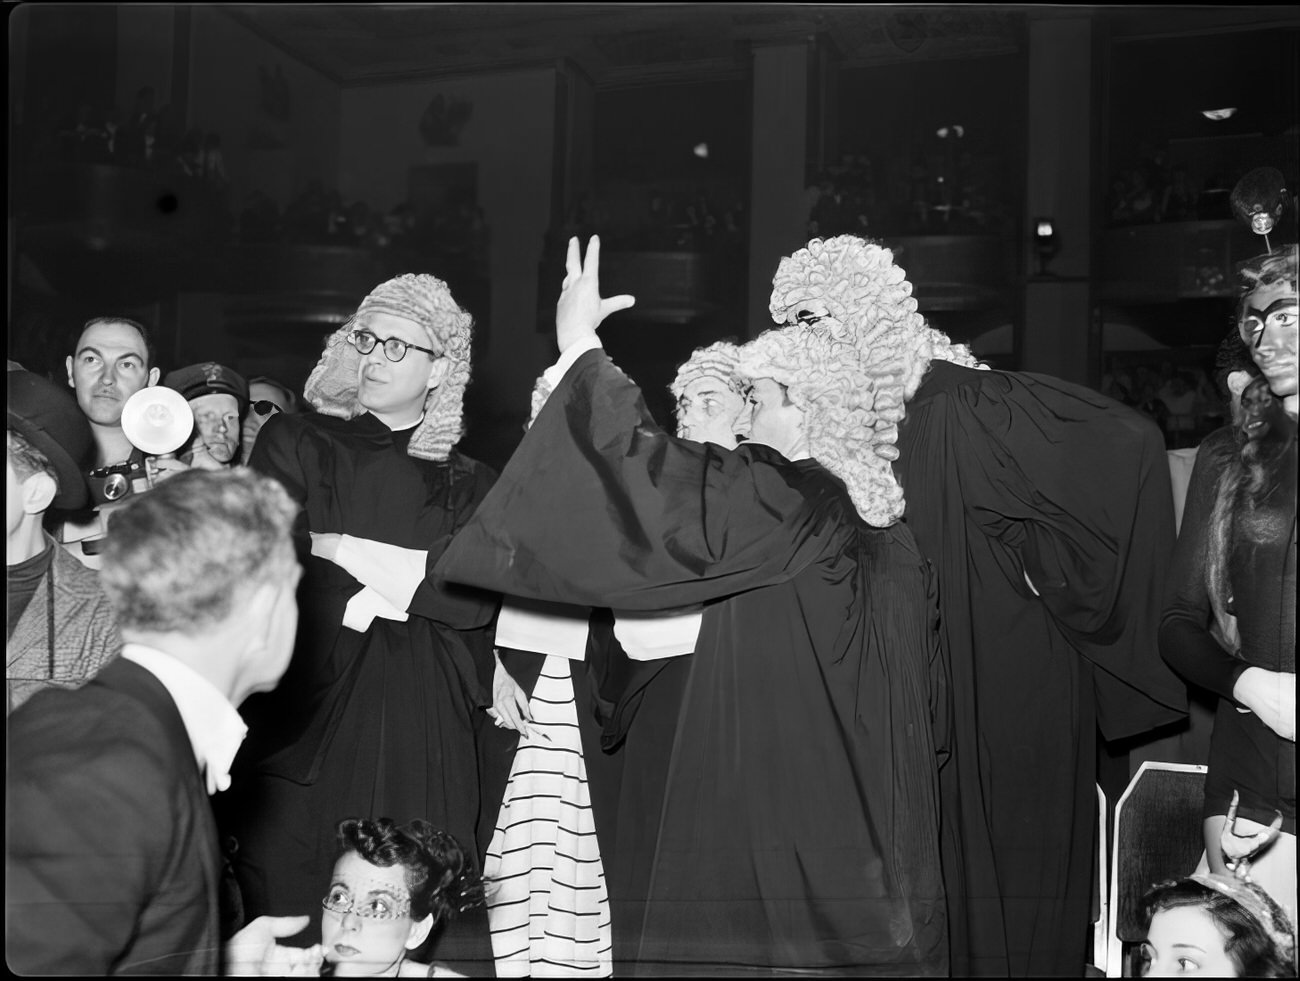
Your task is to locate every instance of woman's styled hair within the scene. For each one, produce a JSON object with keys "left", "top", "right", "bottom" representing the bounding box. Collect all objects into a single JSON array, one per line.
[
  {"left": 1141, "top": 877, "right": 1297, "bottom": 978},
  {"left": 334, "top": 818, "right": 485, "bottom": 925}
]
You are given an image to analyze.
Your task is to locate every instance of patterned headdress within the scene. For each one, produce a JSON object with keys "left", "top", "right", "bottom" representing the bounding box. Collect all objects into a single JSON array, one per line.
[{"left": 303, "top": 274, "right": 474, "bottom": 462}]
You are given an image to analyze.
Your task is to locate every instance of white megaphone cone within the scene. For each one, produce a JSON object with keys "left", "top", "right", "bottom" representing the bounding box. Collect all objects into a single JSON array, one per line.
[{"left": 121, "top": 387, "right": 195, "bottom": 485}]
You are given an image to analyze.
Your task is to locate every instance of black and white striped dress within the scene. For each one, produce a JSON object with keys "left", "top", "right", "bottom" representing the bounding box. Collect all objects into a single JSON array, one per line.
[{"left": 484, "top": 655, "right": 612, "bottom": 977}]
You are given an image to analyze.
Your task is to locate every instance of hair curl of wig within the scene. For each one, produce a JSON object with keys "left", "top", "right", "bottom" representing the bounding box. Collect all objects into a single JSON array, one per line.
[
  {"left": 669, "top": 342, "right": 744, "bottom": 402},
  {"left": 737, "top": 322, "right": 905, "bottom": 527},
  {"left": 303, "top": 274, "right": 474, "bottom": 462}
]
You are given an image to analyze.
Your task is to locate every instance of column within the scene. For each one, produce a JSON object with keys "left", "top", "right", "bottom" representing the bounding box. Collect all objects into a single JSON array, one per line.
[
  {"left": 1022, "top": 14, "right": 1095, "bottom": 384},
  {"left": 747, "top": 40, "right": 812, "bottom": 338}
]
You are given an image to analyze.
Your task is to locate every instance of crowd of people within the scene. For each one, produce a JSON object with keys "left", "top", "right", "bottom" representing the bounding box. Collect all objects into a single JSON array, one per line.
[{"left": 5, "top": 231, "right": 1296, "bottom": 978}]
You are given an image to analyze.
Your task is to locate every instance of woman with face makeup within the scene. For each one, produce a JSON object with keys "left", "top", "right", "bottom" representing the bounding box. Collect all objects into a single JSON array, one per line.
[
  {"left": 1160, "top": 247, "right": 1298, "bottom": 924},
  {"left": 319, "top": 818, "right": 484, "bottom": 978}
]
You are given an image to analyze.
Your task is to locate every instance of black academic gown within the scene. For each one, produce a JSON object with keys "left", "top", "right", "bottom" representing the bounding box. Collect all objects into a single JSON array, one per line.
[
  {"left": 894, "top": 361, "right": 1188, "bottom": 977},
  {"left": 225, "top": 411, "right": 499, "bottom": 972},
  {"left": 436, "top": 349, "right": 950, "bottom": 976}
]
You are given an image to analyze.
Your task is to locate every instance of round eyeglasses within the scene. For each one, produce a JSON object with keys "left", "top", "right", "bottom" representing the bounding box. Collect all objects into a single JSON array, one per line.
[
  {"left": 321, "top": 887, "right": 412, "bottom": 921},
  {"left": 347, "top": 329, "right": 439, "bottom": 364}
]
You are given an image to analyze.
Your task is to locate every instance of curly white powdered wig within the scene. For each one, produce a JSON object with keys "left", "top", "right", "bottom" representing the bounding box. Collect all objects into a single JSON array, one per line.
[
  {"left": 764, "top": 235, "right": 986, "bottom": 523},
  {"left": 769, "top": 235, "right": 983, "bottom": 400},
  {"left": 669, "top": 341, "right": 746, "bottom": 440},
  {"left": 303, "top": 273, "right": 474, "bottom": 462},
  {"left": 737, "top": 321, "right": 906, "bottom": 527},
  {"left": 669, "top": 342, "right": 744, "bottom": 402}
]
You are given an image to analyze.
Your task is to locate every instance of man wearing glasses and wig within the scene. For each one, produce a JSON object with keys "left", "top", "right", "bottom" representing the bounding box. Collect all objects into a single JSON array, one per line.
[{"left": 221, "top": 274, "right": 499, "bottom": 974}]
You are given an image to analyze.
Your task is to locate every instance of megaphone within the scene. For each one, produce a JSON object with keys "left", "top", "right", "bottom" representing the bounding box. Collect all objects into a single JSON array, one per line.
[{"left": 121, "top": 386, "right": 195, "bottom": 456}]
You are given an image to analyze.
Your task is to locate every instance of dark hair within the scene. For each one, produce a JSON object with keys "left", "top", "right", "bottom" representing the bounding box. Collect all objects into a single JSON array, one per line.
[
  {"left": 1204, "top": 376, "right": 1296, "bottom": 642},
  {"left": 74, "top": 316, "right": 158, "bottom": 371},
  {"left": 334, "top": 818, "right": 485, "bottom": 925},
  {"left": 1212, "top": 328, "right": 1261, "bottom": 403},
  {"left": 1140, "top": 878, "right": 1296, "bottom": 977}
]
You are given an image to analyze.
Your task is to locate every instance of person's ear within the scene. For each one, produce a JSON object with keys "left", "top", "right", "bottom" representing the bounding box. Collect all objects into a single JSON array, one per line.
[
  {"left": 243, "top": 578, "right": 281, "bottom": 646},
  {"left": 66, "top": 356, "right": 76, "bottom": 388},
  {"left": 21, "top": 471, "right": 58, "bottom": 515},
  {"left": 146, "top": 367, "right": 161, "bottom": 387},
  {"left": 405, "top": 913, "right": 434, "bottom": 951},
  {"left": 425, "top": 357, "right": 449, "bottom": 392}
]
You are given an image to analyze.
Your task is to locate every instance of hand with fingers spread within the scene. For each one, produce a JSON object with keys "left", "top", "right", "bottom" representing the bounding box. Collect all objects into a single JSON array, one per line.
[
  {"left": 1220, "top": 789, "right": 1285, "bottom": 880},
  {"left": 556, "top": 235, "right": 636, "bottom": 354}
]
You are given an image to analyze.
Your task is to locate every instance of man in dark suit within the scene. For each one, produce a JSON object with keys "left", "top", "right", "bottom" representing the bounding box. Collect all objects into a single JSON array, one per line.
[{"left": 6, "top": 468, "right": 313, "bottom": 974}]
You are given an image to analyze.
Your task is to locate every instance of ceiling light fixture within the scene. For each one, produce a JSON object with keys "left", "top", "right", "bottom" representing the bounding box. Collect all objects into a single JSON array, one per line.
[{"left": 1201, "top": 108, "right": 1238, "bottom": 121}]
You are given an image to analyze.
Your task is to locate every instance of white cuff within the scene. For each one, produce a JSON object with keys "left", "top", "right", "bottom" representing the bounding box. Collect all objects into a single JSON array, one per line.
[
  {"left": 543, "top": 335, "right": 603, "bottom": 390},
  {"left": 612, "top": 607, "right": 702, "bottom": 660},
  {"left": 335, "top": 535, "right": 429, "bottom": 612},
  {"left": 496, "top": 597, "right": 592, "bottom": 660},
  {"left": 343, "top": 586, "right": 411, "bottom": 632}
]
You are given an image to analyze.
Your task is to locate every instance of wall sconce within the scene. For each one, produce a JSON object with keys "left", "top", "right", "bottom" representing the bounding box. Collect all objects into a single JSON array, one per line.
[{"left": 1034, "top": 217, "right": 1059, "bottom": 277}]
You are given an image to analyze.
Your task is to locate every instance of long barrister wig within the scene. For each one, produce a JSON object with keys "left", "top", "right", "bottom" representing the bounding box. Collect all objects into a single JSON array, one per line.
[
  {"left": 768, "top": 235, "right": 984, "bottom": 400},
  {"left": 737, "top": 321, "right": 906, "bottom": 528},
  {"left": 763, "top": 235, "right": 985, "bottom": 525},
  {"left": 303, "top": 273, "right": 475, "bottom": 462}
]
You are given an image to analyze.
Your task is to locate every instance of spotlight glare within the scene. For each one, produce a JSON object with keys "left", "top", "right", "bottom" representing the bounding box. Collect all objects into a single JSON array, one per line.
[{"left": 693, "top": 142, "right": 709, "bottom": 159}]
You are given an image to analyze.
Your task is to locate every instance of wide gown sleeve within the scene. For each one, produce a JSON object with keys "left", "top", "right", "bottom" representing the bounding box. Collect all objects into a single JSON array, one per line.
[
  {"left": 948, "top": 370, "right": 1187, "bottom": 733},
  {"left": 435, "top": 349, "right": 838, "bottom": 610}
]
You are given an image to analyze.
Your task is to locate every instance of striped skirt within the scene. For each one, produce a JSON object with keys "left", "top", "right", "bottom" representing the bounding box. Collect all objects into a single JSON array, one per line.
[{"left": 484, "top": 655, "right": 613, "bottom": 977}]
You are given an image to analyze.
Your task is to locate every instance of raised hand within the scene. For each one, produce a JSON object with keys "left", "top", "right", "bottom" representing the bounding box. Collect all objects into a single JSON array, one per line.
[{"left": 556, "top": 235, "right": 635, "bottom": 354}]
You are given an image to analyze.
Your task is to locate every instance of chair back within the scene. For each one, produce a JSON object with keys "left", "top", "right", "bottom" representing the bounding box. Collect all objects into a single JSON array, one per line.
[{"left": 1105, "top": 761, "right": 1208, "bottom": 976}]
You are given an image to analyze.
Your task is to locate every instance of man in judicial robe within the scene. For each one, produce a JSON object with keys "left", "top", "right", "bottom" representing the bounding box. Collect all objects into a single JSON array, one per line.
[
  {"left": 767, "top": 235, "right": 1189, "bottom": 976},
  {"left": 438, "top": 237, "right": 950, "bottom": 975}
]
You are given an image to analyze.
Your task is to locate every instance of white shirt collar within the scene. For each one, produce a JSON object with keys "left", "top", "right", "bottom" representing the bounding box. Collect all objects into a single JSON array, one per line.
[{"left": 120, "top": 642, "right": 248, "bottom": 796}]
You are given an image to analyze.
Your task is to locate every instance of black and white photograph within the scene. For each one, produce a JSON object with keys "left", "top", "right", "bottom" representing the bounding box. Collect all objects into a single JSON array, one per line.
[{"left": 6, "top": 4, "right": 1298, "bottom": 977}]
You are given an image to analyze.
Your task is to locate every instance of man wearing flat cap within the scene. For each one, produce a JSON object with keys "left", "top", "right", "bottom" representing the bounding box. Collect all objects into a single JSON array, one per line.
[
  {"left": 7, "top": 363, "right": 120, "bottom": 712},
  {"left": 162, "top": 361, "right": 251, "bottom": 472}
]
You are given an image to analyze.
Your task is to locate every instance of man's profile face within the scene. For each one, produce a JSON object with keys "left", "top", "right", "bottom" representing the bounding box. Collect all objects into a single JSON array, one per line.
[
  {"left": 676, "top": 375, "right": 745, "bottom": 448},
  {"left": 66, "top": 322, "right": 157, "bottom": 427},
  {"left": 189, "top": 393, "right": 241, "bottom": 465}
]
